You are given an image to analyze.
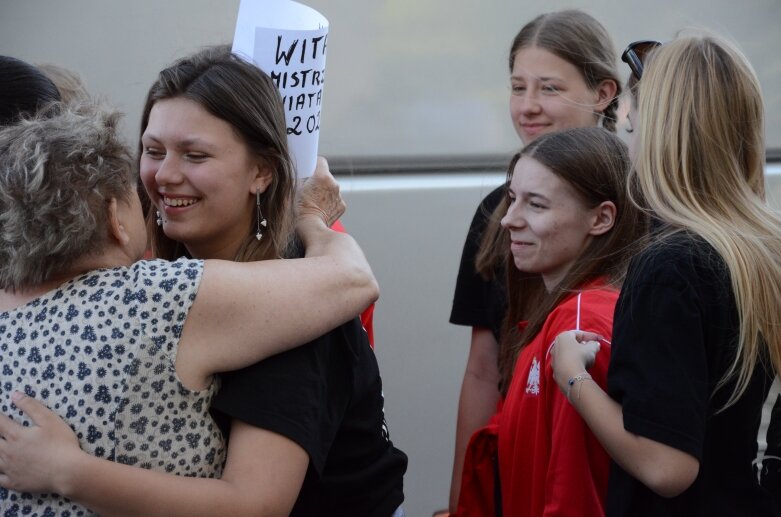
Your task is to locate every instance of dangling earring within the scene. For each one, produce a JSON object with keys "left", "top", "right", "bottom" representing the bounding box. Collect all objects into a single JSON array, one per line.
[
  {"left": 156, "top": 210, "right": 163, "bottom": 227},
  {"left": 255, "top": 190, "right": 267, "bottom": 241}
]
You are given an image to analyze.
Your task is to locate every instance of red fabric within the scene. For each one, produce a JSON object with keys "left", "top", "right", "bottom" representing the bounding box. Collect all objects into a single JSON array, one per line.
[
  {"left": 331, "top": 219, "right": 375, "bottom": 348},
  {"left": 498, "top": 285, "right": 616, "bottom": 517},
  {"left": 456, "top": 412, "right": 501, "bottom": 517}
]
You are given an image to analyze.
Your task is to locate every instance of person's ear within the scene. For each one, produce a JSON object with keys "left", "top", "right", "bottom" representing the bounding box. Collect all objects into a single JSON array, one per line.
[
  {"left": 588, "top": 200, "right": 617, "bottom": 236},
  {"left": 593, "top": 79, "right": 618, "bottom": 115},
  {"left": 107, "top": 197, "right": 131, "bottom": 246},
  {"left": 250, "top": 164, "right": 273, "bottom": 195}
]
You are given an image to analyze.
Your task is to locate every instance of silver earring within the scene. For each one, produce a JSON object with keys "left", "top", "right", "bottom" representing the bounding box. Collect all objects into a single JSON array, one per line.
[
  {"left": 156, "top": 210, "right": 163, "bottom": 227},
  {"left": 255, "top": 190, "right": 267, "bottom": 241}
]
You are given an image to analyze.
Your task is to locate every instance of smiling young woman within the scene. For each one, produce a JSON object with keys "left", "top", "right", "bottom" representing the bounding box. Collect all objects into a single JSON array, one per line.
[
  {"left": 140, "top": 96, "right": 273, "bottom": 260},
  {"left": 452, "top": 127, "right": 647, "bottom": 516},
  {"left": 447, "top": 10, "right": 622, "bottom": 514}
]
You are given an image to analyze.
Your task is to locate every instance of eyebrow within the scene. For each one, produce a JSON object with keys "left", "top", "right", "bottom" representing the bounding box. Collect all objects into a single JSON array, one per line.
[
  {"left": 523, "top": 191, "right": 551, "bottom": 203},
  {"left": 510, "top": 74, "right": 564, "bottom": 83},
  {"left": 509, "top": 186, "right": 550, "bottom": 202},
  {"left": 141, "top": 134, "right": 219, "bottom": 153}
]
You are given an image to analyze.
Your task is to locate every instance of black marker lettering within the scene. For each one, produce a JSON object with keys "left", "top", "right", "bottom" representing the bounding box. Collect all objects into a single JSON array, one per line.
[
  {"left": 311, "top": 36, "right": 325, "bottom": 59},
  {"left": 275, "top": 36, "right": 299, "bottom": 66},
  {"left": 287, "top": 116, "right": 302, "bottom": 135}
]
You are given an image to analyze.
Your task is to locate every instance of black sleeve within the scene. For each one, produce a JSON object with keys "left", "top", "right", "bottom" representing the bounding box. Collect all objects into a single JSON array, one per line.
[
  {"left": 608, "top": 252, "right": 710, "bottom": 460},
  {"left": 449, "top": 184, "right": 507, "bottom": 338},
  {"left": 210, "top": 329, "right": 350, "bottom": 474}
]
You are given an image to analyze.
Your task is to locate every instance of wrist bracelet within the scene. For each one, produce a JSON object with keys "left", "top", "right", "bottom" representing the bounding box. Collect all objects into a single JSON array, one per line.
[{"left": 566, "top": 372, "right": 593, "bottom": 403}]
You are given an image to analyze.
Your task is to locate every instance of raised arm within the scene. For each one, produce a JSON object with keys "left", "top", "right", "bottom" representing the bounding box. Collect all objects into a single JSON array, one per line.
[{"left": 175, "top": 158, "right": 379, "bottom": 387}]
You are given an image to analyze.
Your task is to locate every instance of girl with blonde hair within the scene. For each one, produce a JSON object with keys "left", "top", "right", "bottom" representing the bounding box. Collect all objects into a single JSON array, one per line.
[{"left": 552, "top": 34, "right": 781, "bottom": 515}]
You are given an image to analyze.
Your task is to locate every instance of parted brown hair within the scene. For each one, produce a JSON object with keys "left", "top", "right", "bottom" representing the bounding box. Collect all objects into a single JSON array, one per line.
[
  {"left": 498, "top": 127, "right": 647, "bottom": 393},
  {"left": 140, "top": 46, "right": 296, "bottom": 262},
  {"left": 476, "top": 10, "right": 622, "bottom": 281},
  {"left": 0, "top": 103, "right": 134, "bottom": 290}
]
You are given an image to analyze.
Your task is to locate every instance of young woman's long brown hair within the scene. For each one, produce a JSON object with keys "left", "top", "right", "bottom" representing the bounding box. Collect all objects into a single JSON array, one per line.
[
  {"left": 475, "top": 10, "right": 623, "bottom": 280},
  {"left": 139, "top": 46, "right": 297, "bottom": 263},
  {"left": 498, "top": 127, "right": 647, "bottom": 392}
]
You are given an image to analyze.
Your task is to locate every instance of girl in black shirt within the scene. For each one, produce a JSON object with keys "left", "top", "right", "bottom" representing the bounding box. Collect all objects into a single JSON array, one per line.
[{"left": 551, "top": 34, "right": 781, "bottom": 516}]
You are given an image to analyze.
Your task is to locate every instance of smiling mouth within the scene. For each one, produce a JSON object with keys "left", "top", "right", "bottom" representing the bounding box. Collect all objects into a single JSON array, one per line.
[
  {"left": 521, "top": 123, "right": 549, "bottom": 131},
  {"left": 162, "top": 196, "right": 199, "bottom": 208}
]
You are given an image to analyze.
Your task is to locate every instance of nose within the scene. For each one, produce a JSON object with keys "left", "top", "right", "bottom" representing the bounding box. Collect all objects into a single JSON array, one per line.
[
  {"left": 154, "top": 155, "right": 183, "bottom": 186},
  {"left": 501, "top": 200, "right": 524, "bottom": 230},
  {"left": 519, "top": 92, "right": 541, "bottom": 115}
]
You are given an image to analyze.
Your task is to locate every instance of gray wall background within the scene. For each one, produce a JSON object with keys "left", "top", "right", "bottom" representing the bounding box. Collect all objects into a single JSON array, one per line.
[
  {"left": 1, "top": 0, "right": 779, "bottom": 156},
  {"left": 2, "top": 1, "right": 780, "bottom": 515}
]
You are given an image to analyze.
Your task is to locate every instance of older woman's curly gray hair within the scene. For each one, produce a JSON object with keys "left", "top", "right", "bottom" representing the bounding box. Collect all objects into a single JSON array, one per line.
[{"left": 0, "top": 103, "right": 135, "bottom": 290}]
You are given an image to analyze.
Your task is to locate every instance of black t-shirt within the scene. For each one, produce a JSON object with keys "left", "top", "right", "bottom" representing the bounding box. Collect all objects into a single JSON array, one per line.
[
  {"left": 450, "top": 185, "right": 507, "bottom": 339},
  {"left": 607, "top": 231, "right": 780, "bottom": 516},
  {"left": 210, "top": 318, "right": 407, "bottom": 517}
]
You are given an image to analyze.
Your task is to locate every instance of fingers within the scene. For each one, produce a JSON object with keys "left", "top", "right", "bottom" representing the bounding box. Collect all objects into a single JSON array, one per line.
[
  {"left": 0, "top": 392, "right": 53, "bottom": 438},
  {"left": 312, "top": 156, "right": 330, "bottom": 178},
  {"left": 0, "top": 412, "right": 17, "bottom": 438},
  {"left": 574, "top": 330, "right": 602, "bottom": 343},
  {"left": 298, "top": 156, "right": 345, "bottom": 227},
  {"left": 582, "top": 340, "right": 601, "bottom": 353},
  {"left": 0, "top": 394, "right": 25, "bottom": 438},
  {"left": 8, "top": 391, "right": 51, "bottom": 426}
]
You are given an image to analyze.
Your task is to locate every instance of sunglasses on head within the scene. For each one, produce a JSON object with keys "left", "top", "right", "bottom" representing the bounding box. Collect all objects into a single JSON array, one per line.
[{"left": 621, "top": 40, "right": 662, "bottom": 81}]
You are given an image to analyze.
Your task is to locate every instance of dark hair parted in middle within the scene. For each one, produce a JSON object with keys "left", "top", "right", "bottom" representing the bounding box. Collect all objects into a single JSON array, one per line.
[
  {"left": 139, "top": 45, "right": 296, "bottom": 263},
  {"left": 498, "top": 127, "right": 648, "bottom": 392}
]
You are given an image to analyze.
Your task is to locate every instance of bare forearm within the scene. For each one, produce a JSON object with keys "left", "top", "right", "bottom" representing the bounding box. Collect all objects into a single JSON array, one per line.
[
  {"left": 59, "top": 454, "right": 271, "bottom": 517},
  {"left": 298, "top": 216, "right": 378, "bottom": 301},
  {"left": 570, "top": 380, "right": 699, "bottom": 497}
]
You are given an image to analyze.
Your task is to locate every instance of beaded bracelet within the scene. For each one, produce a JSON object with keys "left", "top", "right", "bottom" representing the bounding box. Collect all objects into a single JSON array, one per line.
[{"left": 566, "top": 372, "right": 593, "bottom": 403}]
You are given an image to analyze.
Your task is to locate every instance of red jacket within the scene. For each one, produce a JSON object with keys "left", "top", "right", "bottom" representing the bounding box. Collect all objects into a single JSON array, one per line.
[
  {"left": 500, "top": 286, "right": 615, "bottom": 517},
  {"left": 457, "top": 284, "right": 616, "bottom": 517}
]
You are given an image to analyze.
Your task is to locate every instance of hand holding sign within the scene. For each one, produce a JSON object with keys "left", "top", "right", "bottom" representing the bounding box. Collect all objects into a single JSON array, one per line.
[{"left": 233, "top": 0, "right": 328, "bottom": 178}]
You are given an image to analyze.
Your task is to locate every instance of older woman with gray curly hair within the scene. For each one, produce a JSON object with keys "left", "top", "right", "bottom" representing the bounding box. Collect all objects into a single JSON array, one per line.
[{"left": 0, "top": 103, "right": 377, "bottom": 515}]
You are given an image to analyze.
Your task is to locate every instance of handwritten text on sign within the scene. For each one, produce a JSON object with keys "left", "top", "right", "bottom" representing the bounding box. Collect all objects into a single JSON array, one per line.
[{"left": 256, "top": 26, "right": 327, "bottom": 176}]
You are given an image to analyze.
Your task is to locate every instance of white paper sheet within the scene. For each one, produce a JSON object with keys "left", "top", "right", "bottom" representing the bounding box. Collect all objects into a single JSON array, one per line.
[{"left": 233, "top": 0, "right": 328, "bottom": 178}]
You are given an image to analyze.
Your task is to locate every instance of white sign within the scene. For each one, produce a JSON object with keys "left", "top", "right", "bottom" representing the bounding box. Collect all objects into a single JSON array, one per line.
[{"left": 233, "top": 0, "right": 328, "bottom": 178}]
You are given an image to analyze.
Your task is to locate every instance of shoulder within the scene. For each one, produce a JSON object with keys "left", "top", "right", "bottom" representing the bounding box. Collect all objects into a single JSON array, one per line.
[
  {"left": 127, "top": 258, "right": 203, "bottom": 286},
  {"left": 627, "top": 231, "right": 728, "bottom": 292},
  {"left": 548, "top": 284, "right": 619, "bottom": 322},
  {"left": 539, "top": 285, "right": 619, "bottom": 342},
  {"left": 120, "top": 259, "right": 203, "bottom": 312}
]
